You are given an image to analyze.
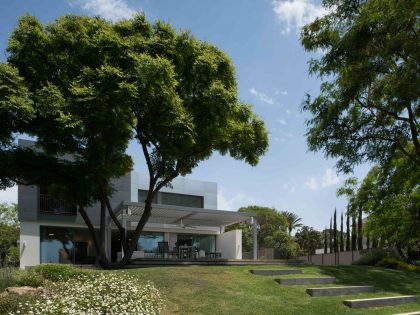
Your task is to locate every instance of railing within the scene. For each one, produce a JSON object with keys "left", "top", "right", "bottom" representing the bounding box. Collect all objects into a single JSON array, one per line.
[{"left": 39, "top": 194, "right": 77, "bottom": 215}]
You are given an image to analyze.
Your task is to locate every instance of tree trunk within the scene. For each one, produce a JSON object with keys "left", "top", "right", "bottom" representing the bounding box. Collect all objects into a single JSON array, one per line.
[
  {"left": 340, "top": 212, "right": 344, "bottom": 252},
  {"left": 333, "top": 209, "right": 338, "bottom": 253},
  {"left": 329, "top": 218, "right": 333, "bottom": 253},
  {"left": 324, "top": 229, "right": 328, "bottom": 254},
  {"left": 357, "top": 208, "right": 363, "bottom": 250},
  {"left": 351, "top": 214, "right": 357, "bottom": 251},
  {"left": 346, "top": 212, "right": 350, "bottom": 251}
]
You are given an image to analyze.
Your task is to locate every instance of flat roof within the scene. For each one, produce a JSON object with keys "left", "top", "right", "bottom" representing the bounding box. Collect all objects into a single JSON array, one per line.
[{"left": 114, "top": 202, "right": 255, "bottom": 228}]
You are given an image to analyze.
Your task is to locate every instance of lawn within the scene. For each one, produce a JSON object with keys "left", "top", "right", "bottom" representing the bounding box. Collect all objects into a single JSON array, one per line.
[{"left": 123, "top": 264, "right": 420, "bottom": 315}]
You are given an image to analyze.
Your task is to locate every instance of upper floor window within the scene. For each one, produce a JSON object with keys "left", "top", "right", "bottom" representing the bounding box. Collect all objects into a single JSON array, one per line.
[
  {"left": 39, "top": 186, "right": 77, "bottom": 215},
  {"left": 138, "top": 190, "right": 204, "bottom": 208}
]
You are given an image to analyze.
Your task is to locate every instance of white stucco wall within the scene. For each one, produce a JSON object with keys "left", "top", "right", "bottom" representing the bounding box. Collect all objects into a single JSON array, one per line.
[
  {"left": 20, "top": 221, "right": 40, "bottom": 269},
  {"left": 216, "top": 230, "right": 242, "bottom": 259}
]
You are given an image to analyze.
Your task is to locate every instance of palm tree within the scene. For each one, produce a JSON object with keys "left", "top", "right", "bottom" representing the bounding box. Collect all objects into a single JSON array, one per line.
[{"left": 281, "top": 211, "right": 303, "bottom": 235}]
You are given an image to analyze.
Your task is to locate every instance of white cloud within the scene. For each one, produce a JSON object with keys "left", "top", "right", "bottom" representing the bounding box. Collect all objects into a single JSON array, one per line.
[
  {"left": 282, "top": 181, "right": 297, "bottom": 193},
  {"left": 0, "top": 186, "right": 17, "bottom": 204},
  {"left": 304, "top": 177, "right": 318, "bottom": 190},
  {"left": 218, "top": 190, "right": 254, "bottom": 211},
  {"left": 286, "top": 109, "right": 292, "bottom": 115},
  {"left": 249, "top": 87, "right": 274, "bottom": 105},
  {"left": 321, "top": 168, "right": 340, "bottom": 187},
  {"left": 275, "top": 89, "right": 288, "bottom": 96},
  {"left": 71, "top": 0, "right": 135, "bottom": 21},
  {"left": 278, "top": 119, "right": 287, "bottom": 125},
  {"left": 272, "top": 0, "right": 327, "bottom": 34},
  {"left": 303, "top": 168, "right": 341, "bottom": 190}
]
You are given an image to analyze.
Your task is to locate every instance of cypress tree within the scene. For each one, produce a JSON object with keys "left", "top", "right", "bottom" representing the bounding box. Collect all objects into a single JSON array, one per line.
[
  {"left": 340, "top": 212, "right": 344, "bottom": 252},
  {"left": 346, "top": 211, "right": 350, "bottom": 251},
  {"left": 357, "top": 208, "right": 363, "bottom": 250},
  {"left": 324, "top": 228, "right": 328, "bottom": 254},
  {"left": 351, "top": 213, "right": 357, "bottom": 250},
  {"left": 366, "top": 233, "right": 370, "bottom": 250},
  {"left": 329, "top": 217, "right": 333, "bottom": 253},
  {"left": 333, "top": 209, "right": 338, "bottom": 253}
]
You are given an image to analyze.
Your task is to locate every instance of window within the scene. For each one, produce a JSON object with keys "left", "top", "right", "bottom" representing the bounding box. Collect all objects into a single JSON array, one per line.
[
  {"left": 137, "top": 232, "right": 164, "bottom": 254},
  {"left": 138, "top": 190, "right": 158, "bottom": 203},
  {"left": 39, "top": 186, "right": 77, "bottom": 215},
  {"left": 161, "top": 192, "right": 203, "bottom": 208},
  {"left": 138, "top": 190, "right": 204, "bottom": 208}
]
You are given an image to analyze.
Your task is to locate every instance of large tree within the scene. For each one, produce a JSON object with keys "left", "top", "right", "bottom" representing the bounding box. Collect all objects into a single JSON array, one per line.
[
  {"left": 295, "top": 226, "right": 322, "bottom": 255},
  {"left": 301, "top": 0, "right": 419, "bottom": 173},
  {"left": 355, "top": 150, "right": 420, "bottom": 259},
  {"left": 1, "top": 14, "right": 268, "bottom": 268},
  {"left": 281, "top": 211, "right": 303, "bottom": 235},
  {"left": 226, "top": 206, "right": 287, "bottom": 251}
]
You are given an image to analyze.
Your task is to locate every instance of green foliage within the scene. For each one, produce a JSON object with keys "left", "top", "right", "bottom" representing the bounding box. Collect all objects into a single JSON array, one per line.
[
  {"left": 0, "top": 292, "right": 38, "bottom": 314},
  {"left": 16, "top": 269, "right": 44, "bottom": 287},
  {"left": 0, "top": 267, "right": 18, "bottom": 292},
  {"left": 376, "top": 258, "right": 420, "bottom": 273},
  {"left": 295, "top": 226, "right": 322, "bottom": 255},
  {"left": 1, "top": 13, "right": 268, "bottom": 267},
  {"left": 353, "top": 248, "right": 401, "bottom": 266},
  {"left": 226, "top": 206, "right": 288, "bottom": 252},
  {"left": 0, "top": 203, "right": 18, "bottom": 227},
  {"left": 281, "top": 211, "right": 302, "bottom": 235},
  {"left": 301, "top": 0, "right": 420, "bottom": 172},
  {"left": 264, "top": 230, "right": 300, "bottom": 259},
  {"left": 31, "top": 263, "right": 92, "bottom": 282},
  {"left": 0, "top": 223, "right": 19, "bottom": 267}
]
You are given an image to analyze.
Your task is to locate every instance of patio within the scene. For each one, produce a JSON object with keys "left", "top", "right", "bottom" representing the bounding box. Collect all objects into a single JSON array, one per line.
[{"left": 110, "top": 202, "right": 258, "bottom": 262}]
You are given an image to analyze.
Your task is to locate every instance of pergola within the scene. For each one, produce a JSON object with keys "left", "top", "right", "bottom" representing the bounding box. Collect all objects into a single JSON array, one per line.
[{"left": 112, "top": 201, "right": 258, "bottom": 260}]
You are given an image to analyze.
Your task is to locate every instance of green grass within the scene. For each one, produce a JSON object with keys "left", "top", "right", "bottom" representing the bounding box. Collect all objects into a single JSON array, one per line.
[{"left": 121, "top": 264, "right": 420, "bottom": 315}]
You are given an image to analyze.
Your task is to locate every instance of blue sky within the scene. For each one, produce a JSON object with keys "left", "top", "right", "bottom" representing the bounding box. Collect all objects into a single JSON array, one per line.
[{"left": 0, "top": 0, "right": 370, "bottom": 230}]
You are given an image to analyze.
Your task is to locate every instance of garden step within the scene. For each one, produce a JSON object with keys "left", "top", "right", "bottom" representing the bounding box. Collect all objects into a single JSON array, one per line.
[
  {"left": 250, "top": 269, "right": 303, "bottom": 276},
  {"left": 275, "top": 277, "right": 336, "bottom": 285},
  {"left": 306, "top": 286, "right": 375, "bottom": 297},
  {"left": 343, "top": 296, "right": 418, "bottom": 309}
]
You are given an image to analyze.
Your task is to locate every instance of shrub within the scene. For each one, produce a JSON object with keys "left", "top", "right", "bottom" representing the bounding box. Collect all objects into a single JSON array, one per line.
[
  {"left": 10, "top": 272, "right": 162, "bottom": 315},
  {"left": 376, "top": 258, "right": 420, "bottom": 273},
  {"left": 31, "top": 263, "right": 92, "bottom": 281},
  {"left": 353, "top": 248, "right": 401, "bottom": 266},
  {"left": 16, "top": 269, "right": 44, "bottom": 287},
  {"left": 0, "top": 292, "right": 39, "bottom": 314},
  {"left": 0, "top": 267, "right": 19, "bottom": 292}
]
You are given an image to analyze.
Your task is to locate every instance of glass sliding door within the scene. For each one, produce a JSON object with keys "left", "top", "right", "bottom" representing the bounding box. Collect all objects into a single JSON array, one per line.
[
  {"left": 137, "top": 232, "right": 164, "bottom": 256},
  {"left": 40, "top": 226, "right": 74, "bottom": 264}
]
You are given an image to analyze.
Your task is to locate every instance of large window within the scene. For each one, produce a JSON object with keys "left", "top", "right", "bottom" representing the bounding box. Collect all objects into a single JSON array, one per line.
[
  {"left": 39, "top": 187, "right": 77, "bottom": 215},
  {"left": 138, "top": 190, "right": 203, "bottom": 208},
  {"left": 40, "top": 226, "right": 95, "bottom": 264},
  {"left": 137, "top": 232, "right": 164, "bottom": 254}
]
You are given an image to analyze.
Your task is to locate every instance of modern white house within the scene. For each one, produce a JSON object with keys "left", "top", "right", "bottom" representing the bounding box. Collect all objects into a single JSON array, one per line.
[{"left": 18, "top": 140, "right": 257, "bottom": 268}]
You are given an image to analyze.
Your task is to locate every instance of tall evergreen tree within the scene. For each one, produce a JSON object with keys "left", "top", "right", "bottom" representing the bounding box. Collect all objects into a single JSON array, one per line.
[
  {"left": 366, "top": 233, "right": 370, "bottom": 250},
  {"left": 333, "top": 209, "right": 338, "bottom": 253},
  {"left": 357, "top": 208, "right": 363, "bottom": 250},
  {"left": 346, "top": 211, "right": 350, "bottom": 251},
  {"left": 324, "top": 228, "right": 328, "bottom": 254},
  {"left": 329, "top": 217, "right": 333, "bottom": 253},
  {"left": 351, "top": 214, "right": 357, "bottom": 251},
  {"left": 340, "top": 212, "right": 344, "bottom": 252}
]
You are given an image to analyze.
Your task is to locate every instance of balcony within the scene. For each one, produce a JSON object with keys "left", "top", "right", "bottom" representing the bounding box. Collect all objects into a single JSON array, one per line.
[{"left": 39, "top": 194, "right": 77, "bottom": 215}]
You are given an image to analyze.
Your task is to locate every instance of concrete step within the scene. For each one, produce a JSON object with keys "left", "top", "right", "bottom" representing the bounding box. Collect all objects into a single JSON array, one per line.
[
  {"left": 275, "top": 277, "right": 336, "bottom": 285},
  {"left": 307, "top": 286, "right": 375, "bottom": 297},
  {"left": 250, "top": 269, "right": 303, "bottom": 276},
  {"left": 392, "top": 312, "right": 420, "bottom": 315},
  {"left": 343, "top": 296, "right": 418, "bottom": 309}
]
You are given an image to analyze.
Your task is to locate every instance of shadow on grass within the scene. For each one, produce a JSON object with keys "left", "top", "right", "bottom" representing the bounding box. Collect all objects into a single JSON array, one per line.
[{"left": 316, "top": 265, "right": 420, "bottom": 295}]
